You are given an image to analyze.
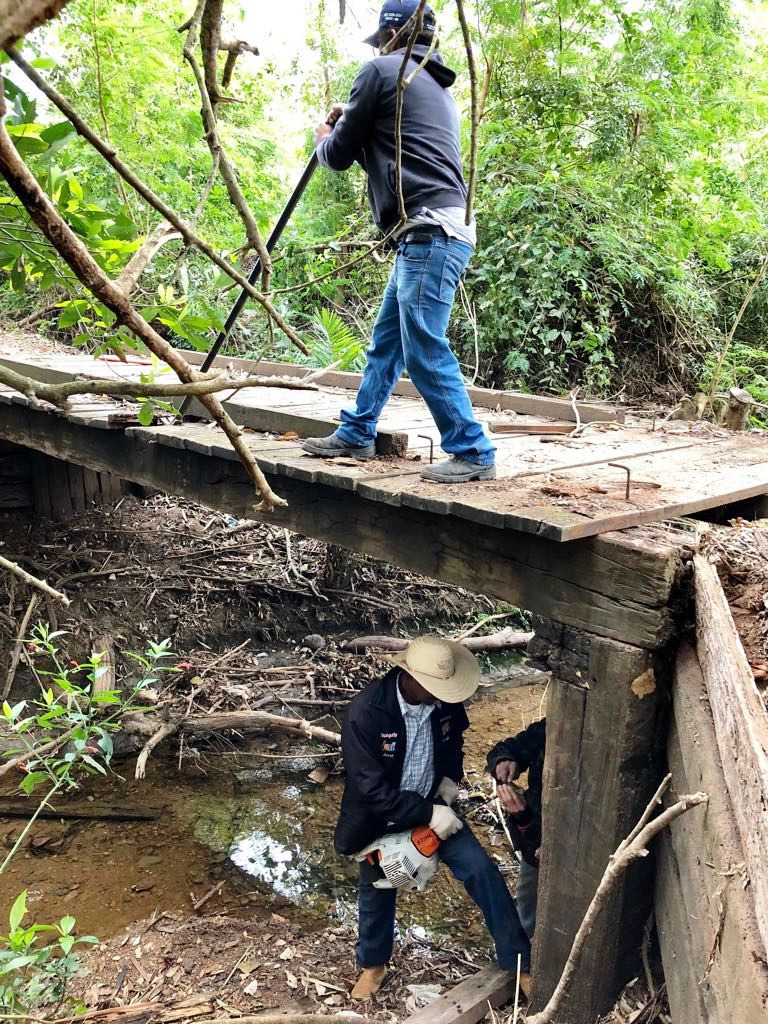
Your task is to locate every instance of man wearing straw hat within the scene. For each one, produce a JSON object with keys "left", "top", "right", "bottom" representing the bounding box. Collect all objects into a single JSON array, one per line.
[{"left": 335, "top": 635, "right": 531, "bottom": 999}]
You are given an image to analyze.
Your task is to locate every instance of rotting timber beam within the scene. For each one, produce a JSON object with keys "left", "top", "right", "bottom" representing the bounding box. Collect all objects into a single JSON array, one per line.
[
  {"left": 0, "top": 399, "right": 686, "bottom": 650},
  {"left": 527, "top": 617, "right": 673, "bottom": 1023}
]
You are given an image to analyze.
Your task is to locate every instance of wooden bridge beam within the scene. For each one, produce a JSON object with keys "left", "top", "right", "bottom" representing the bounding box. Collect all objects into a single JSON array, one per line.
[
  {"left": 528, "top": 618, "right": 671, "bottom": 1021},
  {"left": 0, "top": 399, "right": 687, "bottom": 650}
]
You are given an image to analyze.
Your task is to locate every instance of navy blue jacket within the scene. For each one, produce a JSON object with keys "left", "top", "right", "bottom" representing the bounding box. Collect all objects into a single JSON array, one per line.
[
  {"left": 334, "top": 668, "right": 469, "bottom": 855},
  {"left": 487, "top": 719, "right": 546, "bottom": 867},
  {"left": 317, "top": 45, "right": 468, "bottom": 235}
]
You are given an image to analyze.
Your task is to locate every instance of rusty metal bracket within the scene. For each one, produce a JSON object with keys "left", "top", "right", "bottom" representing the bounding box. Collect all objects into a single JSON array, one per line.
[
  {"left": 608, "top": 462, "right": 632, "bottom": 501},
  {"left": 417, "top": 434, "right": 435, "bottom": 464}
]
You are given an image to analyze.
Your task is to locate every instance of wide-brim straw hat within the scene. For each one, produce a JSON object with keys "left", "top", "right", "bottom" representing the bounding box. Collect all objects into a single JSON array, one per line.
[{"left": 390, "top": 635, "right": 480, "bottom": 703}]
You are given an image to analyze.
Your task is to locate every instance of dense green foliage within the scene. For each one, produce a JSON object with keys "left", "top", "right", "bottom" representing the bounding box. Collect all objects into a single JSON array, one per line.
[{"left": 1, "top": 0, "right": 767, "bottom": 403}]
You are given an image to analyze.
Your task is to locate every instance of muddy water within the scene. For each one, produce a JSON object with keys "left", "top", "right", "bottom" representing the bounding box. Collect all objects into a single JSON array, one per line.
[{"left": 0, "top": 671, "right": 547, "bottom": 955}]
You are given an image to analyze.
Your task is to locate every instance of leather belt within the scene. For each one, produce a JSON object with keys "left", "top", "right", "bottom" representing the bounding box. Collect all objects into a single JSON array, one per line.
[{"left": 400, "top": 224, "right": 446, "bottom": 244}]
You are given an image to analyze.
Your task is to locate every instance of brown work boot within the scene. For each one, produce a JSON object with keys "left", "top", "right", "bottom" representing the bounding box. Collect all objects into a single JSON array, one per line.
[{"left": 351, "top": 965, "right": 387, "bottom": 1000}]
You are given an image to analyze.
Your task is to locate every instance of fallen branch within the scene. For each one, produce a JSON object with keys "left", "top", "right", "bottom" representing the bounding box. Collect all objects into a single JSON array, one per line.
[
  {"left": 191, "top": 879, "right": 224, "bottom": 911},
  {"left": 0, "top": 725, "right": 78, "bottom": 779},
  {"left": 526, "top": 775, "right": 708, "bottom": 1024},
  {"left": 0, "top": 361, "right": 318, "bottom": 409},
  {"left": 135, "top": 719, "right": 182, "bottom": 780},
  {"left": 2, "top": 593, "right": 39, "bottom": 700},
  {"left": 182, "top": 710, "right": 341, "bottom": 746},
  {"left": 0, "top": 112, "right": 286, "bottom": 511},
  {"left": 183, "top": 2, "right": 271, "bottom": 279},
  {"left": 342, "top": 627, "right": 533, "bottom": 654},
  {"left": 0, "top": 554, "right": 70, "bottom": 606},
  {"left": 115, "top": 220, "right": 181, "bottom": 295}
]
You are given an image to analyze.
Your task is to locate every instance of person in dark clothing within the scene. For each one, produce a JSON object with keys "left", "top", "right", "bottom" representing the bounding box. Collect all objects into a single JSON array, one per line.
[
  {"left": 486, "top": 719, "right": 546, "bottom": 939},
  {"left": 336, "top": 636, "right": 531, "bottom": 999},
  {"left": 301, "top": 0, "right": 496, "bottom": 484}
]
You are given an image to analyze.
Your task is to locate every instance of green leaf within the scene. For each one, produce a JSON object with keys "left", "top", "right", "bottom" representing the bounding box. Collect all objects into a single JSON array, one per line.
[
  {"left": 9, "top": 891, "right": 26, "bottom": 933},
  {"left": 20, "top": 771, "right": 48, "bottom": 795},
  {"left": 59, "top": 934, "right": 75, "bottom": 954},
  {"left": 59, "top": 915, "right": 76, "bottom": 935},
  {"left": 137, "top": 402, "right": 154, "bottom": 426},
  {"left": 10, "top": 257, "right": 25, "bottom": 294},
  {"left": 40, "top": 121, "right": 76, "bottom": 144}
]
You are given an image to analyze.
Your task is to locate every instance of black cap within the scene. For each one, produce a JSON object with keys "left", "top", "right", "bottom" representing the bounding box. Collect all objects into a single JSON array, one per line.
[{"left": 363, "top": 0, "right": 437, "bottom": 47}]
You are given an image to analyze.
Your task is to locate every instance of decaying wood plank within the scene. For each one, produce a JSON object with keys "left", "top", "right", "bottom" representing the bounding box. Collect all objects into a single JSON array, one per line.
[
  {"left": 402, "top": 964, "right": 518, "bottom": 1024},
  {"left": 655, "top": 643, "right": 768, "bottom": 1024},
  {"left": 531, "top": 629, "right": 670, "bottom": 1022},
  {"left": 0, "top": 354, "right": 408, "bottom": 456},
  {"left": 694, "top": 554, "right": 768, "bottom": 957}
]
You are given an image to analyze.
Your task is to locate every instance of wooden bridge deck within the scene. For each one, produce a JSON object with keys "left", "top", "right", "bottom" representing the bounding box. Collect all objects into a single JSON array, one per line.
[{"left": 1, "top": 346, "right": 766, "bottom": 544}]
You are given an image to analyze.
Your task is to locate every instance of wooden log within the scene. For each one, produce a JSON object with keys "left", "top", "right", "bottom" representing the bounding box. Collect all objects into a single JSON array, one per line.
[
  {"left": 530, "top": 627, "right": 669, "bottom": 1023},
  {"left": 0, "top": 797, "right": 159, "bottom": 820},
  {"left": 655, "top": 643, "right": 768, "bottom": 1023},
  {"left": 694, "top": 554, "right": 768, "bottom": 957},
  {"left": 342, "top": 628, "right": 534, "bottom": 654},
  {"left": 182, "top": 710, "right": 341, "bottom": 746},
  {"left": 402, "top": 964, "right": 518, "bottom": 1024}
]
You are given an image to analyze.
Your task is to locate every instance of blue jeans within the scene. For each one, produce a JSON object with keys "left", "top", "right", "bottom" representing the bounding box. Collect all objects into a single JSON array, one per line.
[
  {"left": 515, "top": 860, "right": 538, "bottom": 940},
  {"left": 356, "top": 824, "right": 531, "bottom": 971},
  {"left": 335, "top": 237, "right": 496, "bottom": 466}
]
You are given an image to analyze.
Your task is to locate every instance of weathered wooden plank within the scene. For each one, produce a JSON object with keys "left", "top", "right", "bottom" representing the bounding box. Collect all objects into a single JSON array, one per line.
[
  {"left": 67, "top": 461, "right": 87, "bottom": 512},
  {"left": 531, "top": 630, "right": 668, "bottom": 1022},
  {"left": 694, "top": 554, "right": 768, "bottom": 957},
  {"left": 402, "top": 964, "right": 518, "bottom": 1024},
  {"left": 546, "top": 461, "right": 768, "bottom": 541},
  {"left": 0, "top": 354, "right": 408, "bottom": 455},
  {"left": 655, "top": 643, "right": 768, "bottom": 1024},
  {"left": 0, "top": 402, "right": 681, "bottom": 648},
  {"left": 31, "top": 453, "right": 52, "bottom": 518},
  {"left": 180, "top": 351, "right": 619, "bottom": 423},
  {"left": 46, "top": 454, "right": 75, "bottom": 521}
]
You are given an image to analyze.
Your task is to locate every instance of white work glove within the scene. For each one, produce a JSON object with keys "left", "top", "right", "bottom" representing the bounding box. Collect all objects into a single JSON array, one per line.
[
  {"left": 429, "top": 803, "right": 463, "bottom": 840},
  {"left": 436, "top": 776, "right": 459, "bottom": 806}
]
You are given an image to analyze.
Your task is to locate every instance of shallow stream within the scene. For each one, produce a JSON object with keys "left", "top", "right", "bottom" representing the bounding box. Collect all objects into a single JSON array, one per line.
[{"left": 0, "top": 661, "right": 547, "bottom": 956}]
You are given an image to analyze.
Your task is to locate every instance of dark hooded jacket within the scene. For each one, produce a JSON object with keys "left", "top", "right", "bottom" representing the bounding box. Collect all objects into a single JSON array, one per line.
[
  {"left": 334, "top": 668, "right": 469, "bottom": 856},
  {"left": 486, "top": 719, "right": 546, "bottom": 868},
  {"left": 316, "top": 45, "right": 468, "bottom": 235}
]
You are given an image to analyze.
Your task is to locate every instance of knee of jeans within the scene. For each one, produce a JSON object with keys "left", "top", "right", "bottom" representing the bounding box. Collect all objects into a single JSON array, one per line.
[{"left": 459, "top": 846, "right": 500, "bottom": 884}]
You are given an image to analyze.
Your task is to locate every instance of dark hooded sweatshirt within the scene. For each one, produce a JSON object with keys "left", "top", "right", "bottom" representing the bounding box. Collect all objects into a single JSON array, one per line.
[
  {"left": 316, "top": 45, "right": 468, "bottom": 236},
  {"left": 486, "top": 719, "right": 546, "bottom": 868}
]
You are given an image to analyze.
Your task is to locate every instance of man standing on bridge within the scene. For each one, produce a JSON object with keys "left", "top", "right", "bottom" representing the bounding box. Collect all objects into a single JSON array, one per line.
[{"left": 301, "top": 0, "right": 497, "bottom": 484}]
